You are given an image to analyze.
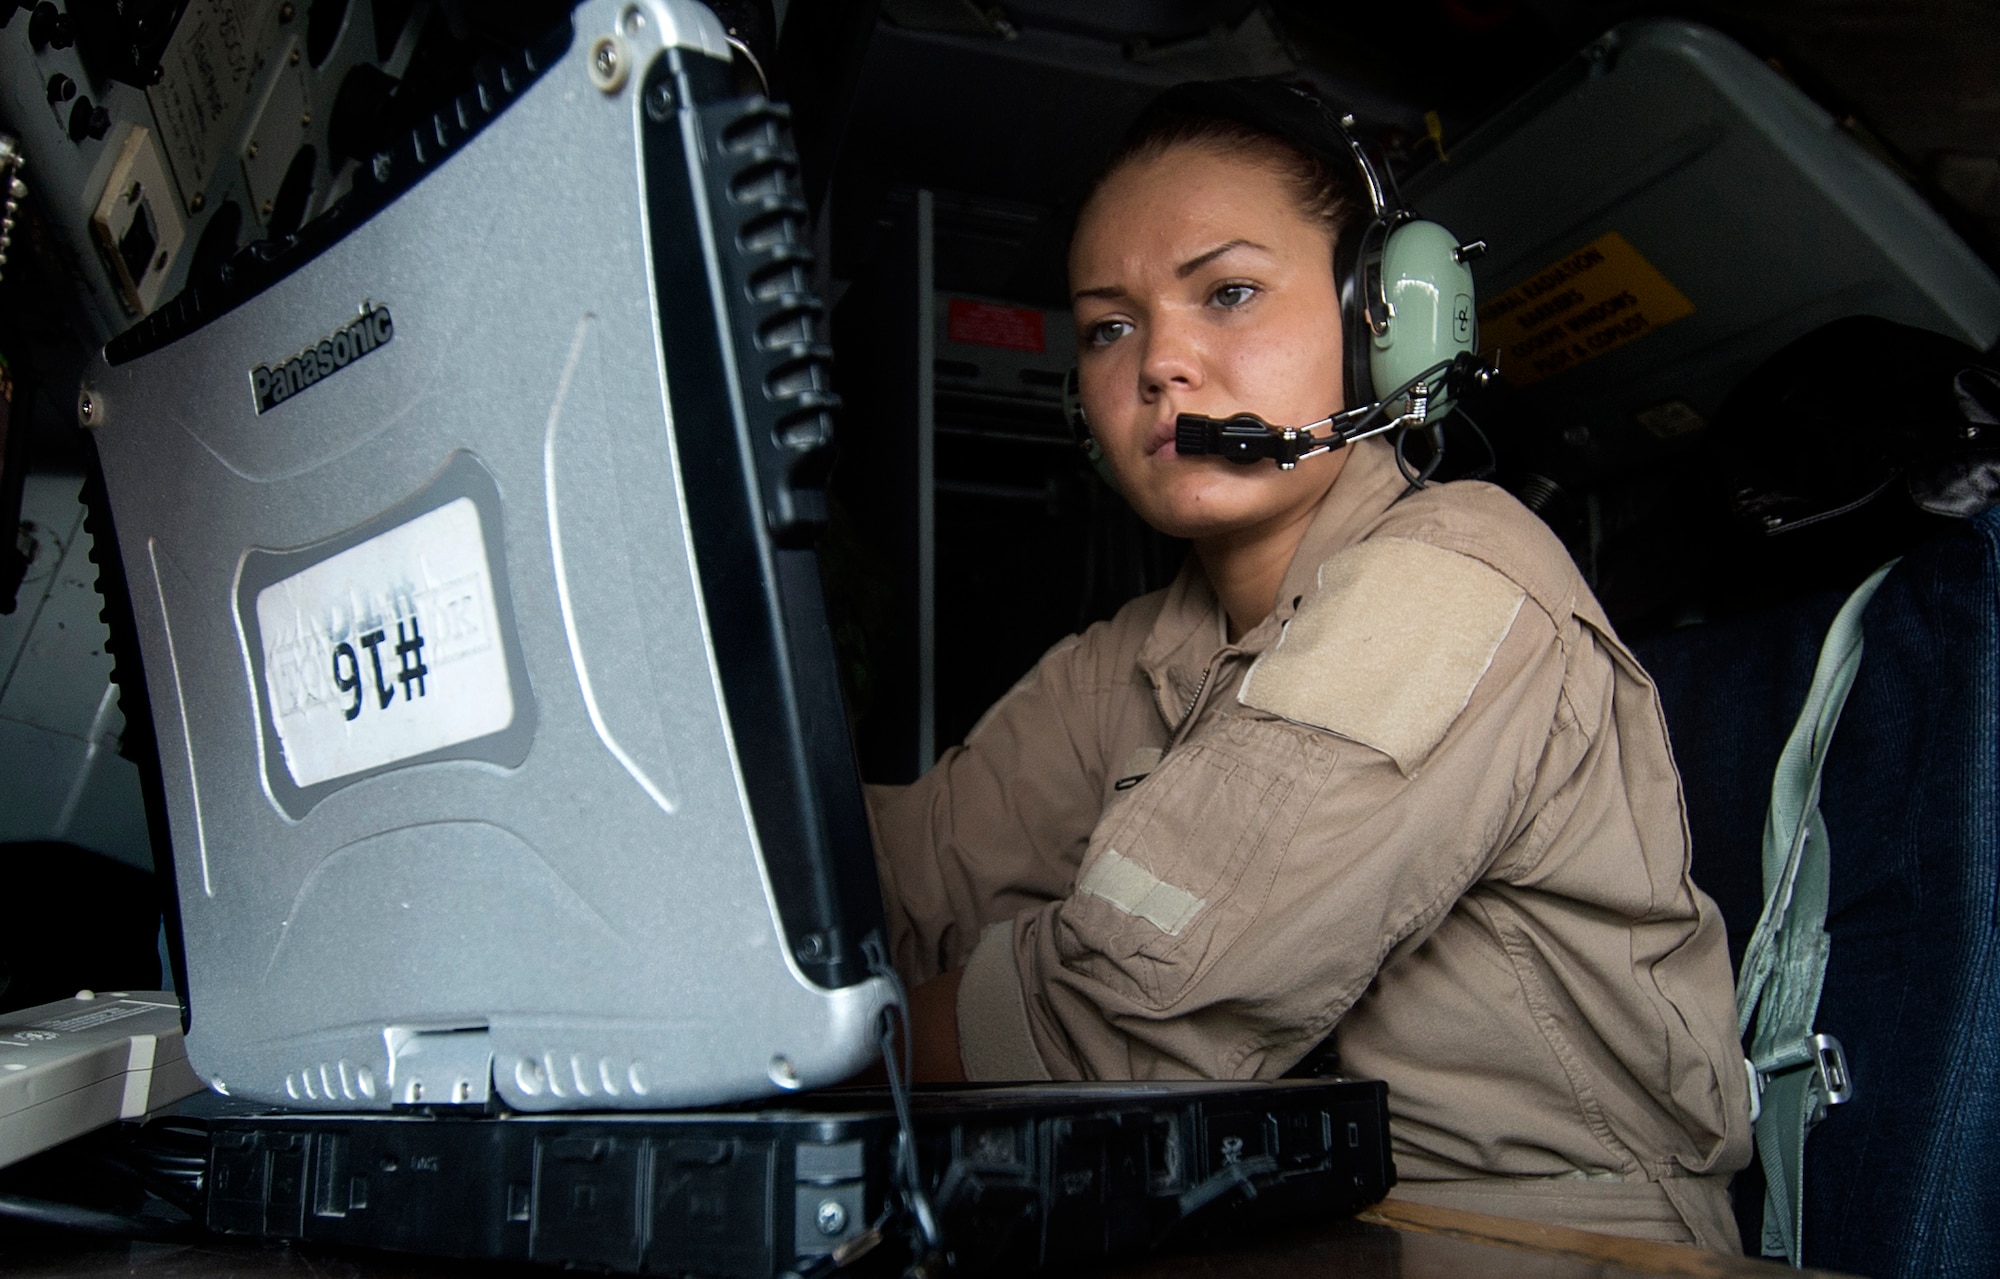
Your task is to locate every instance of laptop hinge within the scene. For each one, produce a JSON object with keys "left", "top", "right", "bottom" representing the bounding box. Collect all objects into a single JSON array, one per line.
[{"left": 385, "top": 1027, "right": 493, "bottom": 1109}]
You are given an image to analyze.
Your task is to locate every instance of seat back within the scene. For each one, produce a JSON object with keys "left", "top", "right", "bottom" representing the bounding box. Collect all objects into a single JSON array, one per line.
[{"left": 1633, "top": 508, "right": 2000, "bottom": 1276}]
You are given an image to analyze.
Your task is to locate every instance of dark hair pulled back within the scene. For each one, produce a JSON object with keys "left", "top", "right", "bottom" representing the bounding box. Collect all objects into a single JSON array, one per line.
[{"left": 1086, "top": 78, "right": 1366, "bottom": 252}]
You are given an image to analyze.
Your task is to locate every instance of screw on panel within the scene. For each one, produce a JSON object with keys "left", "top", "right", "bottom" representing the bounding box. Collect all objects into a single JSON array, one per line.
[
  {"left": 588, "top": 36, "right": 630, "bottom": 93},
  {"left": 68, "top": 97, "right": 104, "bottom": 143},
  {"left": 278, "top": 1, "right": 295, "bottom": 20},
  {"left": 644, "top": 80, "right": 674, "bottom": 122},
  {"left": 815, "top": 1200, "right": 848, "bottom": 1237},
  {"left": 190, "top": 191, "right": 205, "bottom": 212},
  {"left": 621, "top": 5, "right": 647, "bottom": 35},
  {"left": 77, "top": 388, "right": 101, "bottom": 427}
]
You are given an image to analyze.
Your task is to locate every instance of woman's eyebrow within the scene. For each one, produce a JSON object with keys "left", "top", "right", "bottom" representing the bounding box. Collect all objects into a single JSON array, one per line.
[
  {"left": 1071, "top": 239, "right": 1272, "bottom": 303},
  {"left": 1176, "top": 239, "right": 1267, "bottom": 278}
]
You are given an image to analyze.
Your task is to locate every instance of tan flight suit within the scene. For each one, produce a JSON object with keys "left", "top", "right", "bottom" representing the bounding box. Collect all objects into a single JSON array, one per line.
[{"left": 870, "top": 436, "right": 1754, "bottom": 1251}]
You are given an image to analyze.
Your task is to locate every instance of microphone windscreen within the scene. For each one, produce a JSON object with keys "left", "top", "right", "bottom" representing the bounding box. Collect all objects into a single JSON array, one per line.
[{"left": 1176, "top": 414, "right": 1214, "bottom": 455}]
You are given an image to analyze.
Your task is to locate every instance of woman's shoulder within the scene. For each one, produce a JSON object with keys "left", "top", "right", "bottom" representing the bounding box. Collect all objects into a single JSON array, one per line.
[{"left": 1364, "top": 477, "right": 1584, "bottom": 628}]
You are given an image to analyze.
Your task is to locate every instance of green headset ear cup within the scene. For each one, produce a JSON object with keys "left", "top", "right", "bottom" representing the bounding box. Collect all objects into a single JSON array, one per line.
[
  {"left": 1370, "top": 219, "right": 1478, "bottom": 414},
  {"left": 1063, "top": 366, "right": 1088, "bottom": 445},
  {"left": 1063, "top": 366, "right": 1121, "bottom": 491}
]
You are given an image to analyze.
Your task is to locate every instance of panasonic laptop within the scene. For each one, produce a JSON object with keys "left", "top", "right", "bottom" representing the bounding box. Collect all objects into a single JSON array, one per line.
[{"left": 85, "top": 0, "right": 895, "bottom": 1115}]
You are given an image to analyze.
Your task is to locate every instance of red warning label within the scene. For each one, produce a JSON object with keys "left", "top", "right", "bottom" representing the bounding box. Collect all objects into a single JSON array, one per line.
[{"left": 947, "top": 299, "right": 1046, "bottom": 353}]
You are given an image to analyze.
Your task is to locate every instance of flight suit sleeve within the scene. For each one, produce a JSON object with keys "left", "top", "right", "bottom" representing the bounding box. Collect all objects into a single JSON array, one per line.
[
  {"left": 869, "top": 630, "right": 1123, "bottom": 984},
  {"left": 960, "top": 541, "right": 1579, "bottom": 1080}
]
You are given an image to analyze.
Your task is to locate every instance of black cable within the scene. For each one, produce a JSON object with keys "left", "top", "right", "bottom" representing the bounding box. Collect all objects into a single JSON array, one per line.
[
  {"left": 859, "top": 937, "right": 943, "bottom": 1267},
  {"left": 1330, "top": 358, "right": 1457, "bottom": 448},
  {"left": 1392, "top": 421, "right": 1445, "bottom": 491},
  {"left": 98, "top": 1154, "right": 205, "bottom": 1217},
  {"left": 1417, "top": 423, "right": 1447, "bottom": 485},
  {"left": 1393, "top": 424, "right": 1420, "bottom": 489},
  {"left": 1453, "top": 405, "right": 1500, "bottom": 481},
  {"left": 0, "top": 1192, "right": 193, "bottom": 1240}
]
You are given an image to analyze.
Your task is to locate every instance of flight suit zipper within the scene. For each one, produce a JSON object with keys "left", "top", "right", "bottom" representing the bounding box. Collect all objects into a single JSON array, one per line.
[
  {"left": 1170, "top": 646, "right": 1239, "bottom": 747},
  {"left": 1180, "top": 665, "right": 1212, "bottom": 726}
]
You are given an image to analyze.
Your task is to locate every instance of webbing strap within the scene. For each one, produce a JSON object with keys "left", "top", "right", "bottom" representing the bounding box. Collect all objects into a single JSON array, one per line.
[{"left": 1735, "top": 559, "right": 1897, "bottom": 1265}]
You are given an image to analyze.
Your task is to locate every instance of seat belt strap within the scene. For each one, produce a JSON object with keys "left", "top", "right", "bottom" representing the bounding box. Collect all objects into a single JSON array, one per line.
[{"left": 1734, "top": 558, "right": 1896, "bottom": 1265}]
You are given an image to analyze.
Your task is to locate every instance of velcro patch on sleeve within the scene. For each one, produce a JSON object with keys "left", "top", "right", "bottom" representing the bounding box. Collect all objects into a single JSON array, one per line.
[
  {"left": 1238, "top": 538, "right": 1526, "bottom": 774},
  {"left": 1076, "top": 848, "right": 1206, "bottom": 936}
]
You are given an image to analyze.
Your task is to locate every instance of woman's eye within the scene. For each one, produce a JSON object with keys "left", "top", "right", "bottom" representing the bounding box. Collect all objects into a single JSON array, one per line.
[
  {"left": 1085, "top": 318, "right": 1132, "bottom": 348},
  {"left": 1212, "top": 282, "right": 1257, "bottom": 309}
]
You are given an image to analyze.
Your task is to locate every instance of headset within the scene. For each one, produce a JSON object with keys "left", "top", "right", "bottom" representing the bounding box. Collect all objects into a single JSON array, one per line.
[{"left": 1065, "top": 79, "right": 1495, "bottom": 487}]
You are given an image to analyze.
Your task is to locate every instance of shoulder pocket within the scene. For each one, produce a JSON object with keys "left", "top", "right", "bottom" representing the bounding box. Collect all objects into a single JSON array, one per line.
[{"left": 1239, "top": 538, "right": 1525, "bottom": 775}]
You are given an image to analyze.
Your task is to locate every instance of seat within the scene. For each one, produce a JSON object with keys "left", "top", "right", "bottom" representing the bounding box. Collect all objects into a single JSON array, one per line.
[{"left": 1632, "top": 507, "right": 2000, "bottom": 1275}]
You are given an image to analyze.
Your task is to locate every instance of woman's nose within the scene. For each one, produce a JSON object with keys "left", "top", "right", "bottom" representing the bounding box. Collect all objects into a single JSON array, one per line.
[{"left": 1139, "top": 315, "right": 1203, "bottom": 397}]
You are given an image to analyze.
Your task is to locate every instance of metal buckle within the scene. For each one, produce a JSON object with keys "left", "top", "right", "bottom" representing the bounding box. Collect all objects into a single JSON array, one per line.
[
  {"left": 1810, "top": 1033, "right": 1853, "bottom": 1106},
  {"left": 1752, "top": 1032, "right": 1853, "bottom": 1115}
]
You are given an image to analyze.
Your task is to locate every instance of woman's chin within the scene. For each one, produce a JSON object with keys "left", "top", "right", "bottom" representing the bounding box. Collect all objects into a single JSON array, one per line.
[{"left": 1116, "top": 458, "right": 1329, "bottom": 542}]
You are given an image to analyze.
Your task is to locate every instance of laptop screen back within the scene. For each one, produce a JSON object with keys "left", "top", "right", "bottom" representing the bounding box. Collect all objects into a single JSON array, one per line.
[{"left": 82, "top": 0, "right": 890, "bottom": 1113}]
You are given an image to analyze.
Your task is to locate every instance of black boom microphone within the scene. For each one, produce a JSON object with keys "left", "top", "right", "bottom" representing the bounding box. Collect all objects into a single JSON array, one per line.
[
  {"left": 1175, "top": 353, "right": 1493, "bottom": 472},
  {"left": 1175, "top": 413, "right": 1325, "bottom": 467}
]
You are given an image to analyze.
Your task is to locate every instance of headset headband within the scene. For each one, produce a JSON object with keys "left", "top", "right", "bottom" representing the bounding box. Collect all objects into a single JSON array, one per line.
[{"left": 1127, "top": 79, "right": 1399, "bottom": 225}]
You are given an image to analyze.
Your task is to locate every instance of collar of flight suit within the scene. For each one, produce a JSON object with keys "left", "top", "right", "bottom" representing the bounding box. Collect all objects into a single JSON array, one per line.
[{"left": 1135, "top": 435, "right": 1412, "bottom": 729}]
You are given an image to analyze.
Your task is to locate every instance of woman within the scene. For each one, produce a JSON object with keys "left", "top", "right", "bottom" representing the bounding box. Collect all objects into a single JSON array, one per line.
[{"left": 868, "top": 79, "right": 1752, "bottom": 1250}]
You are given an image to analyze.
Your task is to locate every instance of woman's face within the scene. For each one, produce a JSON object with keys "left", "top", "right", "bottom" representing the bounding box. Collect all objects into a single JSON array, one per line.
[{"left": 1070, "top": 141, "right": 1349, "bottom": 544}]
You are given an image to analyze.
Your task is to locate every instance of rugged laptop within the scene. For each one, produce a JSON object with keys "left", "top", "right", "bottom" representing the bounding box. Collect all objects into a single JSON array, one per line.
[{"left": 82, "top": 0, "right": 891, "bottom": 1115}]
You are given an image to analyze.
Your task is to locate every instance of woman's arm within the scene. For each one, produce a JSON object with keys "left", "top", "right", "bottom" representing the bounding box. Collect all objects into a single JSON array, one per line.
[
  {"left": 969, "top": 546, "right": 1575, "bottom": 1080},
  {"left": 870, "top": 611, "right": 1158, "bottom": 983}
]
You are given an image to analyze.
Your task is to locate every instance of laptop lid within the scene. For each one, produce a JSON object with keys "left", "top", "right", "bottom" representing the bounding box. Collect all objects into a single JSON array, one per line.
[{"left": 80, "top": 0, "right": 891, "bottom": 1113}]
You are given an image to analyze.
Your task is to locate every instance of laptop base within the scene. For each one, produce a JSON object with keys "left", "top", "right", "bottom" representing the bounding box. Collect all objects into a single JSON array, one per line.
[{"left": 198, "top": 1078, "right": 1393, "bottom": 1276}]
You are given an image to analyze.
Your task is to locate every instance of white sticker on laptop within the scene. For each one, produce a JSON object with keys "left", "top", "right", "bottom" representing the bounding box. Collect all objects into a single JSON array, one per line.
[{"left": 255, "top": 497, "right": 514, "bottom": 788}]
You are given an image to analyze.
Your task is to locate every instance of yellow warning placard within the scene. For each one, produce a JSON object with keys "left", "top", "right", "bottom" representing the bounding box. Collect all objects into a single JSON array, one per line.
[{"left": 1478, "top": 231, "right": 1694, "bottom": 386}]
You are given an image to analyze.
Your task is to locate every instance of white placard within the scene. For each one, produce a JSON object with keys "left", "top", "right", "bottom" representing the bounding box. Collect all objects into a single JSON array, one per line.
[
  {"left": 147, "top": 0, "right": 273, "bottom": 210},
  {"left": 256, "top": 498, "right": 514, "bottom": 789}
]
